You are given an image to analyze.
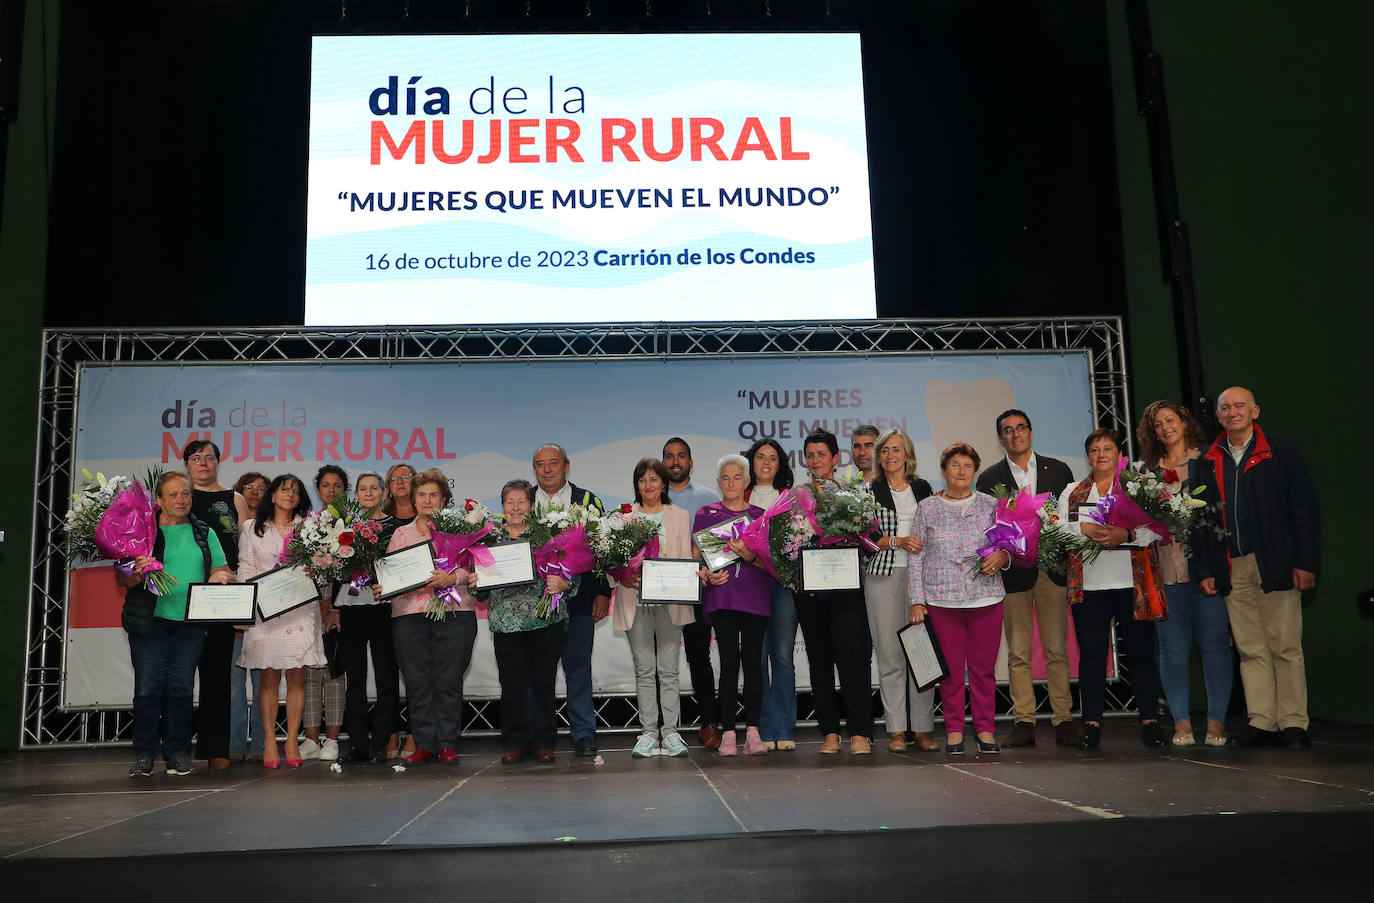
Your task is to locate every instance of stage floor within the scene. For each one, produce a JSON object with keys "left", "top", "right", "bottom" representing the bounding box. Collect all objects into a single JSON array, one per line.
[{"left": 3, "top": 720, "right": 1373, "bottom": 862}]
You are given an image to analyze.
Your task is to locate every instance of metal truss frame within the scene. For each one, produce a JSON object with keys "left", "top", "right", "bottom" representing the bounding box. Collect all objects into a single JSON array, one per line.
[{"left": 24, "top": 317, "right": 1136, "bottom": 747}]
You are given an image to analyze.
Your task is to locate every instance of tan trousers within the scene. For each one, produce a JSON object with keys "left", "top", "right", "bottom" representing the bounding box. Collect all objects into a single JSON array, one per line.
[
  {"left": 1003, "top": 569, "right": 1072, "bottom": 725},
  {"left": 1224, "top": 554, "right": 1308, "bottom": 731}
]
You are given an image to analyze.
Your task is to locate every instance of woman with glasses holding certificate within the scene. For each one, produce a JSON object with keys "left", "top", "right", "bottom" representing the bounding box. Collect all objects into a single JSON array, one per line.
[
  {"left": 483, "top": 479, "right": 570, "bottom": 764},
  {"left": 237, "top": 474, "right": 325, "bottom": 768},
  {"left": 693, "top": 454, "right": 771, "bottom": 756},
  {"left": 373, "top": 468, "right": 479, "bottom": 765},
  {"left": 906, "top": 443, "right": 1009, "bottom": 754},
  {"left": 612, "top": 458, "right": 697, "bottom": 759}
]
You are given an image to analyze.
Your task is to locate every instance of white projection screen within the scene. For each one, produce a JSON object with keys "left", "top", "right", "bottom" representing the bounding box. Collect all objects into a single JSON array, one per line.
[{"left": 306, "top": 34, "right": 876, "bottom": 325}]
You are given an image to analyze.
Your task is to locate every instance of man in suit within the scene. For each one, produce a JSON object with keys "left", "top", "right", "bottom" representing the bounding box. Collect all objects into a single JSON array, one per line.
[
  {"left": 532, "top": 443, "right": 611, "bottom": 757},
  {"left": 975, "top": 409, "right": 1077, "bottom": 746}
]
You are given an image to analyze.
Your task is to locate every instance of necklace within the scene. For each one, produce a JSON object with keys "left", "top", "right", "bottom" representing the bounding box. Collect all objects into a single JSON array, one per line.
[{"left": 942, "top": 490, "right": 973, "bottom": 501}]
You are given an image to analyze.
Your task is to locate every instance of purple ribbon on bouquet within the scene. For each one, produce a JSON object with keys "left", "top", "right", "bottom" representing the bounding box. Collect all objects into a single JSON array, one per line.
[
  {"left": 114, "top": 557, "right": 166, "bottom": 596},
  {"left": 707, "top": 518, "right": 750, "bottom": 544},
  {"left": 347, "top": 571, "right": 373, "bottom": 596},
  {"left": 1081, "top": 494, "right": 1118, "bottom": 526},
  {"left": 976, "top": 521, "right": 1028, "bottom": 560},
  {"left": 540, "top": 562, "right": 574, "bottom": 612},
  {"left": 813, "top": 531, "right": 882, "bottom": 554}
]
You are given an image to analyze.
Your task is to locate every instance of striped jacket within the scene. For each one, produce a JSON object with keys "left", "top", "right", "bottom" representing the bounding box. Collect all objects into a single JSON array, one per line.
[{"left": 866, "top": 477, "right": 934, "bottom": 575}]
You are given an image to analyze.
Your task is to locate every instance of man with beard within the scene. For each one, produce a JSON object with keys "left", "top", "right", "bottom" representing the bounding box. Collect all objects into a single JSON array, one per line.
[{"left": 662, "top": 437, "right": 722, "bottom": 748}]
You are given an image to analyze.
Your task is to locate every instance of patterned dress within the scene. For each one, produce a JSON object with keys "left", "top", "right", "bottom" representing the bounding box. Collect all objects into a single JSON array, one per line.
[{"left": 235, "top": 519, "right": 327, "bottom": 670}]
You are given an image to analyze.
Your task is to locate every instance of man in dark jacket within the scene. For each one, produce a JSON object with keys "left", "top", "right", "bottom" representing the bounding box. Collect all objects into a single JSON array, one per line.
[
  {"left": 1192, "top": 387, "right": 1320, "bottom": 749},
  {"left": 976, "top": 409, "right": 1077, "bottom": 747},
  {"left": 532, "top": 443, "right": 610, "bottom": 757}
]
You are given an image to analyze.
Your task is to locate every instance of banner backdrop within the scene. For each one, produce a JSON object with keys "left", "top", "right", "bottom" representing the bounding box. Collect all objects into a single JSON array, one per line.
[{"left": 64, "top": 353, "right": 1098, "bottom": 708}]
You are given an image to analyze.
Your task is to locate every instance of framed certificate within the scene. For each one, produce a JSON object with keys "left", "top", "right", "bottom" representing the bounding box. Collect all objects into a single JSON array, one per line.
[
  {"left": 800, "top": 547, "right": 861, "bottom": 592},
  {"left": 694, "top": 514, "right": 752, "bottom": 572},
  {"left": 184, "top": 582, "right": 258, "bottom": 623},
  {"left": 250, "top": 563, "right": 322, "bottom": 621},
  {"left": 639, "top": 558, "right": 702, "bottom": 604},
  {"left": 898, "top": 620, "right": 949, "bottom": 692},
  {"left": 474, "top": 539, "right": 537, "bottom": 589},
  {"left": 374, "top": 540, "right": 437, "bottom": 600}
]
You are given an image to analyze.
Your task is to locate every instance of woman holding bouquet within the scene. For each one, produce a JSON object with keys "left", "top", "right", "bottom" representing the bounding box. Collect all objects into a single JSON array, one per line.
[
  {"left": 337, "top": 472, "right": 403, "bottom": 764},
  {"left": 236, "top": 474, "right": 325, "bottom": 768},
  {"left": 693, "top": 454, "right": 772, "bottom": 756},
  {"left": 1138, "top": 401, "right": 1232, "bottom": 747},
  {"left": 183, "top": 439, "right": 249, "bottom": 771},
  {"left": 867, "top": 429, "right": 937, "bottom": 752},
  {"left": 795, "top": 429, "right": 875, "bottom": 755},
  {"left": 483, "top": 479, "right": 570, "bottom": 764},
  {"left": 906, "top": 444, "right": 1008, "bottom": 754},
  {"left": 612, "top": 458, "right": 697, "bottom": 758},
  {"left": 116, "top": 471, "right": 234, "bottom": 777},
  {"left": 374, "top": 468, "right": 478, "bottom": 764},
  {"left": 1058, "top": 428, "right": 1167, "bottom": 750},
  {"left": 745, "top": 438, "right": 799, "bottom": 751}
]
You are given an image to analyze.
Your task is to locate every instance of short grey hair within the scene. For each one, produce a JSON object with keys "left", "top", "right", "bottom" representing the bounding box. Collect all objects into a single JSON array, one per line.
[{"left": 716, "top": 453, "right": 749, "bottom": 480}]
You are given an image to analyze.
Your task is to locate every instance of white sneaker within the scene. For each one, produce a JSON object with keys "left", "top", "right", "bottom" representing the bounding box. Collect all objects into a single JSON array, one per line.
[
  {"left": 660, "top": 732, "right": 690, "bottom": 757},
  {"left": 298, "top": 737, "right": 321, "bottom": 760},
  {"left": 319, "top": 738, "right": 340, "bottom": 761},
  {"left": 631, "top": 731, "right": 660, "bottom": 758}
]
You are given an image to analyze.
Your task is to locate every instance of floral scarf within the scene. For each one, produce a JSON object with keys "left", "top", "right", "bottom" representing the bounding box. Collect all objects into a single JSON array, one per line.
[{"left": 1066, "top": 477, "right": 1168, "bottom": 621}]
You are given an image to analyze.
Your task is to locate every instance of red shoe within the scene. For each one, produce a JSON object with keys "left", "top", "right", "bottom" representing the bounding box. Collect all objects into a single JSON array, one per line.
[
  {"left": 262, "top": 758, "right": 280, "bottom": 769},
  {"left": 285, "top": 758, "right": 303, "bottom": 768},
  {"left": 404, "top": 749, "right": 435, "bottom": 764},
  {"left": 438, "top": 747, "right": 460, "bottom": 762}
]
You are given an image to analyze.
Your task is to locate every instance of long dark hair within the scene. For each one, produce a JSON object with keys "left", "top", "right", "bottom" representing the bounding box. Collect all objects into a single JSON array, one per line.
[
  {"left": 253, "top": 474, "right": 312, "bottom": 537},
  {"left": 744, "top": 437, "right": 794, "bottom": 490},
  {"left": 1136, "top": 400, "right": 1207, "bottom": 466}
]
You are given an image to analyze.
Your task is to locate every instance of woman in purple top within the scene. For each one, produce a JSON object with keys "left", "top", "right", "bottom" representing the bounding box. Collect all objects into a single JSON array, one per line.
[{"left": 693, "top": 454, "right": 773, "bottom": 756}]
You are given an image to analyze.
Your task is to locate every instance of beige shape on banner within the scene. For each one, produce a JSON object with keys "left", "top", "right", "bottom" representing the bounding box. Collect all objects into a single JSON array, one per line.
[{"left": 923, "top": 377, "right": 1017, "bottom": 479}]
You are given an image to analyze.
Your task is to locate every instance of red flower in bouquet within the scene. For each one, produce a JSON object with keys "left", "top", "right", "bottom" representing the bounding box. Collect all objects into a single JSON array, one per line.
[
  {"left": 1162, "top": 468, "right": 1180, "bottom": 484},
  {"left": 338, "top": 531, "right": 354, "bottom": 547},
  {"left": 619, "top": 502, "right": 633, "bottom": 514},
  {"left": 464, "top": 498, "right": 478, "bottom": 511}
]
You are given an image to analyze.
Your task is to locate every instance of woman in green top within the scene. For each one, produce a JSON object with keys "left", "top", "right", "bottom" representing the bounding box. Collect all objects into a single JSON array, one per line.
[
  {"left": 486, "top": 479, "right": 571, "bottom": 764},
  {"left": 116, "top": 471, "right": 233, "bottom": 777}
]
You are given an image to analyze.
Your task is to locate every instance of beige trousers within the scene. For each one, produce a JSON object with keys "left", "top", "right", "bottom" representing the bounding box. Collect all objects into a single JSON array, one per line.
[
  {"left": 1224, "top": 554, "right": 1308, "bottom": 731},
  {"left": 1003, "top": 569, "right": 1072, "bottom": 725}
]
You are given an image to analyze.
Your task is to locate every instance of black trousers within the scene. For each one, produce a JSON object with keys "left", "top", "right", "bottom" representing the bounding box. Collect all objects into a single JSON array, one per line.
[
  {"left": 193, "top": 623, "right": 235, "bottom": 760},
  {"left": 340, "top": 604, "right": 400, "bottom": 754},
  {"left": 713, "top": 609, "right": 768, "bottom": 732},
  {"left": 1072, "top": 588, "right": 1160, "bottom": 723},
  {"left": 681, "top": 618, "right": 719, "bottom": 726},
  {"left": 494, "top": 622, "right": 565, "bottom": 752},
  {"left": 795, "top": 588, "right": 874, "bottom": 739}
]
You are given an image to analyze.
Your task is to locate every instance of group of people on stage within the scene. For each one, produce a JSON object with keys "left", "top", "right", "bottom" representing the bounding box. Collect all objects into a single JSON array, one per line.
[{"left": 118, "top": 384, "right": 1320, "bottom": 777}]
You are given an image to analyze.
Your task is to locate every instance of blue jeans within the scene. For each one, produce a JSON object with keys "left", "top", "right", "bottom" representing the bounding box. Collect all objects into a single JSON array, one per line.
[
  {"left": 129, "top": 619, "right": 206, "bottom": 760},
  {"left": 229, "top": 633, "right": 264, "bottom": 756},
  {"left": 1158, "top": 581, "right": 1234, "bottom": 724},
  {"left": 759, "top": 583, "right": 797, "bottom": 742},
  {"left": 561, "top": 612, "right": 596, "bottom": 742}
]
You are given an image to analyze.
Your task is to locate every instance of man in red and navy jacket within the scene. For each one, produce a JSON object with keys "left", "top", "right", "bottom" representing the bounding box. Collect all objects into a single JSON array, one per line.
[{"left": 1190, "top": 387, "right": 1320, "bottom": 749}]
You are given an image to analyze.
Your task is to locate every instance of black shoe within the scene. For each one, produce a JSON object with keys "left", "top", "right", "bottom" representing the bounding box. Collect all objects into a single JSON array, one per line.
[
  {"left": 1004, "top": 722, "right": 1036, "bottom": 748},
  {"left": 976, "top": 738, "right": 1001, "bottom": 754},
  {"left": 344, "top": 747, "right": 371, "bottom": 764},
  {"left": 945, "top": 741, "right": 965, "bottom": 754},
  {"left": 368, "top": 749, "right": 390, "bottom": 765},
  {"left": 1281, "top": 727, "right": 1311, "bottom": 749},
  {"left": 1141, "top": 722, "right": 1166, "bottom": 748},
  {"left": 1229, "top": 725, "right": 1282, "bottom": 748},
  {"left": 1079, "top": 723, "right": 1101, "bottom": 750},
  {"left": 573, "top": 737, "right": 598, "bottom": 758}
]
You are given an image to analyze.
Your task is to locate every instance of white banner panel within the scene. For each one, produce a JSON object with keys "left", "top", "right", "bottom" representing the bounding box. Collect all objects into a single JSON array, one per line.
[{"left": 306, "top": 34, "right": 876, "bottom": 323}]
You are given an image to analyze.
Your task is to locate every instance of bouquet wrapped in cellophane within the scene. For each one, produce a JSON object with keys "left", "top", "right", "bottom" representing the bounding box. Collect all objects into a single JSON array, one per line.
[
  {"left": 65, "top": 468, "right": 177, "bottom": 596},
  {"left": 277, "top": 497, "right": 386, "bottom": 592},
  {"left": 589, "top": 510, "right": 661, "bottom": 584},
  {"left": 526, "top": 503, "right": 598, "bottom": 619},
  {"left": 425, "top": 499, "right": 497, "bottom": 620}
]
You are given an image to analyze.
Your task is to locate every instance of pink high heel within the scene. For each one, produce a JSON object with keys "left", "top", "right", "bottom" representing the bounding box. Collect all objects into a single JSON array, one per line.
[
  {"left": 262, "top": 758, "right": 281, "bottom": 769},
  {"left": 285, "top": 758, "right": 304, "bottom": 768}
]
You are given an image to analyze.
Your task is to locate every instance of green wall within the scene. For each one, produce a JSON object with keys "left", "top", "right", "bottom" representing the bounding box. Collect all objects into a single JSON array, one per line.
[
  {"left": 1108, "top": 2, "right": 1374, "bottom": 722},
  {"left": 0, "top": 0, "right": 57, "bottom": 748}
]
